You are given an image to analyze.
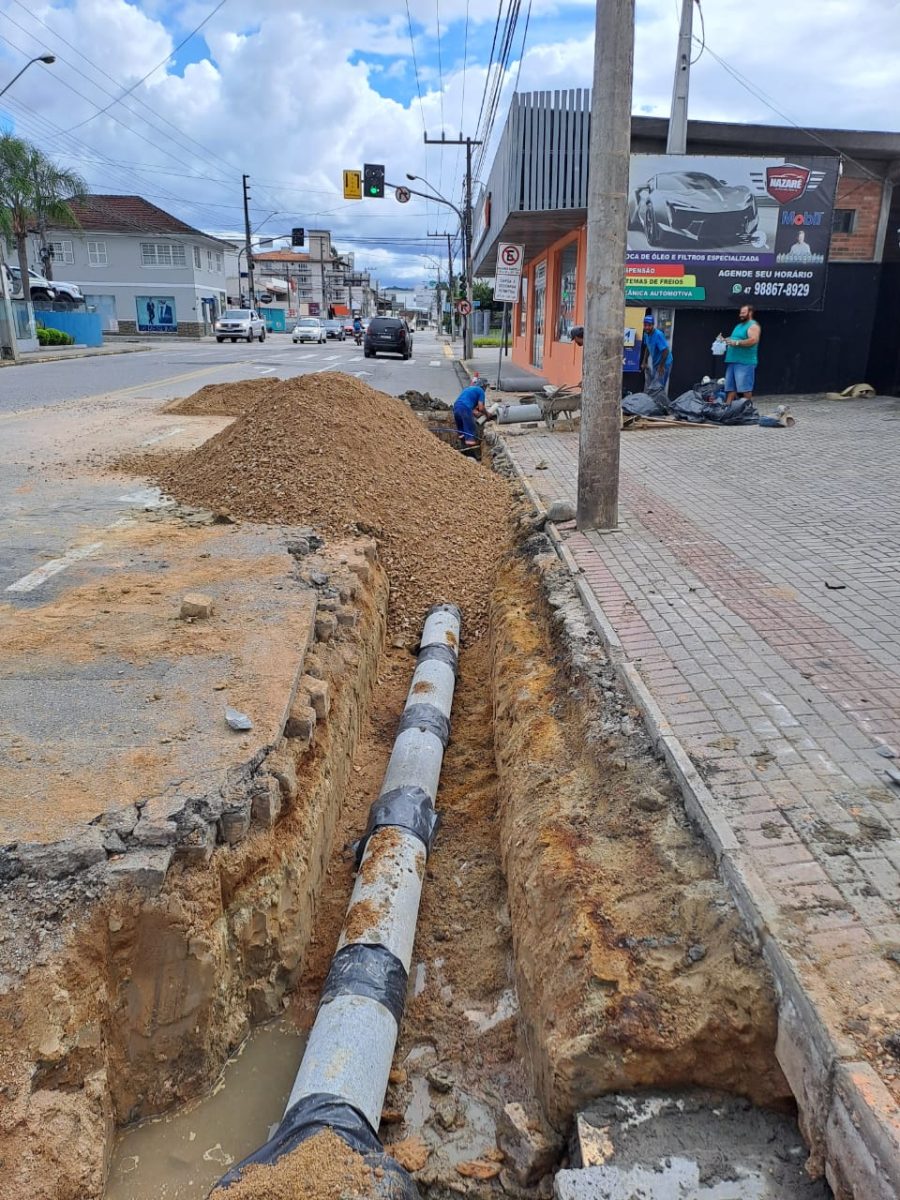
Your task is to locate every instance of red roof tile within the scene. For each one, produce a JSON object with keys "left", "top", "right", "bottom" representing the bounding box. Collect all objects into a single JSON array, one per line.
[{"left": 57, "top": 195, "right": 235, "bottom": 245}]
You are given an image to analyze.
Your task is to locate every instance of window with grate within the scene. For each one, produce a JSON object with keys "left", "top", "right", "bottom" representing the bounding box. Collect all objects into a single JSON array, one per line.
[
  {"left": 141, "top": 242, "right": 187, "bottom": 267},
  {"left": 49, "top": 239, "right": 74, "bottom": 265},
  {"left": 832, "top": 209, "right": 857, "bottom": 235},
  {"left": 87, "top": 240, "right": 108, "bottom": 266}
]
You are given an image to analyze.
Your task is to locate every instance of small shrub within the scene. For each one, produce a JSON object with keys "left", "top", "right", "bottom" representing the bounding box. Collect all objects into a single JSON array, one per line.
[{"left": 36, "top": 326, "right": 74, "bottom": 346}]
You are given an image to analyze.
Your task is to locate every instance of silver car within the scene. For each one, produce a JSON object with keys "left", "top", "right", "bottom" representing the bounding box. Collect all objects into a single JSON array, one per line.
[
  {"left": 215, "top": 308, "right": 266, "bottom": 343},
  {"left": 292, "top": 317, "right": 325, "bottom": 344}
]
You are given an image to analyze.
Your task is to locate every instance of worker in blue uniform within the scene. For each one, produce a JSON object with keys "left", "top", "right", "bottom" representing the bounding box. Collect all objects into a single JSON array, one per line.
[
  {"left": 640, "top": 313, "right": 673, "bottom": 394},
  {"left": 453, "top": 377, "right": 494, "bottom": 447}
]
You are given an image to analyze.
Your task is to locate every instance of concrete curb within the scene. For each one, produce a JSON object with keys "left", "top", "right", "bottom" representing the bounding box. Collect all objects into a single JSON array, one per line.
[
  {"left": 0, "top": 344, "right": 155, "bottom": 368},
  {"left": 499, "top": 435, "right": 900, "bottom": 1200}
]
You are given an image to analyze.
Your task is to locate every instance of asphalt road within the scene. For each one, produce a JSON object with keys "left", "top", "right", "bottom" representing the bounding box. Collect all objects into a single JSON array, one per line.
[
  {"left": 0, "top": 330, "right": 462, "bottom": 415},
  {"left": 0, "top": 330, "right": 462, "bottom": 597}
]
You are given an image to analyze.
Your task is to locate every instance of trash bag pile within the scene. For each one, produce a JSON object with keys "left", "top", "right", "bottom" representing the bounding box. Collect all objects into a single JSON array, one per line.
[{"left": 622, "top": 378, "right": 760, "bottom": 425}]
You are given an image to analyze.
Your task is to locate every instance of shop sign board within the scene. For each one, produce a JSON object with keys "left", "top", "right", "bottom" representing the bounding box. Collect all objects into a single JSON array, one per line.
[{"left": 625, "top": 154, "right": 839, "bottom": 310}]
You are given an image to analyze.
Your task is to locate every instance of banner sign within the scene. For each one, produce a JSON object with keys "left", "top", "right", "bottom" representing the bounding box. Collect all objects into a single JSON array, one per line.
[
  {"left": 136, "top": 295, "right": 176, "bottom": 332},
  {"left": 625, "top": 154, "right": 839, "bottom": 310}
]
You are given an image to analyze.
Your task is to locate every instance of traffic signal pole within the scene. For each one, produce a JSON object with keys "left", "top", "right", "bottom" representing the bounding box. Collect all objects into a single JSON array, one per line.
[{"left": 423, "top": 133, "right": 481, "bottom": 361}]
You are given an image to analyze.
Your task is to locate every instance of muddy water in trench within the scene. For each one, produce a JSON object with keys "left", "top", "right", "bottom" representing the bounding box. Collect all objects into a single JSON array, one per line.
[{"left": 105, "top": 1018, "right": 306, "bottom": 1199}]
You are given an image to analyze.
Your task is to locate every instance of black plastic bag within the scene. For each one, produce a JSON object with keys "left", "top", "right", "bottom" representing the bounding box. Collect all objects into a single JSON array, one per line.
[{"left": 622, "top": 391, "right": 667, "bottom": 418}]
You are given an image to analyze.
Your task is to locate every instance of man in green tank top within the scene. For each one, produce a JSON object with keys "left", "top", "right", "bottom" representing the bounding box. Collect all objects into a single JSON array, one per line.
[{"left": 720, "top": 304, "right": 761, "bottom": 404}]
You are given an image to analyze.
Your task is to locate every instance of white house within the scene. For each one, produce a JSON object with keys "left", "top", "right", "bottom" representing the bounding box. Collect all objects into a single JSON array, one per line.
[{"left": 31, "top": 195, "right": 236, "bottom": 336}]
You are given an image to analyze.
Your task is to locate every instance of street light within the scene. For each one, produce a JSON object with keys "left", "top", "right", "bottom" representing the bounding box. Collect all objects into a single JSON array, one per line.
[
  {"left": 0, "top": 54, "right": 56, "bottom": 99},
  {"left": 404, "top": 172, "right": 473, "bottom": 359}
]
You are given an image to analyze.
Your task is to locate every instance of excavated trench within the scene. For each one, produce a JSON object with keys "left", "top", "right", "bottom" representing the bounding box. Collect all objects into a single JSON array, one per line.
[{"left": 0, "top": 383, "right": 833, "bottom": 1200}]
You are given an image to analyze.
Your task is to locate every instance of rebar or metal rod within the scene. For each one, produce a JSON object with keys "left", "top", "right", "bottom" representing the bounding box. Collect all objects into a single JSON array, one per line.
[{"left": 215, "top": 603, "right": 462, "bottom": 1194}]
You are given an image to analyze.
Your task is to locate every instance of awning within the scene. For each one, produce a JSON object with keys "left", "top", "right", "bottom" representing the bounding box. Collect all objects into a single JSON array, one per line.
[{"left": 260, "top": 277, "right": 289, "bottom": 294}]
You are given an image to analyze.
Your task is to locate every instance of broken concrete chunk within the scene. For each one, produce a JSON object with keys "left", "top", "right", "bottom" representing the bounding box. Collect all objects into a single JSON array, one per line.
[
  {"left": 180, "top": 592, "right": 215, "bottom": 619},
  {"left": 174, "top": 820, "right": 216, "bottom": 866},
  {"left": 303, "top": 676, "right": 331, "bottom": 721},
  {"left": 337, "top": 607, "right": 358, "bottom": 629},
  {"left": 98, "top": 805, "right": 140, "bottom": 838},
  {"left": 219, "top": 803, "right": 251, "bottom": 846},
  {"left": 497, "top": 1102, "right": 561, "bottom": 1186},
  {"left": 18, "top": 827, "right": 108, "bottom": 879},
  {"left": 315, "top": 612, "right": 338, "bottom": 642},
  {"left": 251, "top": 776, "right": 282, "bottom": 829},
  {"left": 546, "top": 500, "right": 576, "bottom": 524},
  {"left": 266, "top": 750, "right": 298, "bottom": 803},
  {"left": 348, "top": 558, "right": 371, "bottom": 584},
  {"left": 284, "top": 705, "right": 317, "bottom": 744},
  {"left": 130, "top": 819, "right": 179, "bottom": 848},
  {"left": 105, "top": 848, "right": 173, "bottom": 894},
  {"left": 225, "top": 706, "right": 254, "bottom": 732}
]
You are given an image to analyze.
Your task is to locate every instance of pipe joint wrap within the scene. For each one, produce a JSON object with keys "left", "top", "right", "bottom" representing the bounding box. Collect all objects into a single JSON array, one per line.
[
  {"left": 320, "top": 942, "right": 408, "bottom": 1026},
  {"left": 214, "top": 1093, "right": 419, "bottom": 1197},
  {"left": 353, "top": 785, "right": 440, "bottom": 868},
  {"left": 397, "top": 702, "right": 450, "bottom": 747},
  {"left": 416, "top": 642, "right": 458, "bottom": 676}
]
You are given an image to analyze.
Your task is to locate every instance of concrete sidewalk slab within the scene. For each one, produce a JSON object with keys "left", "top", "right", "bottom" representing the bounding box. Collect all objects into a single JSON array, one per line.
[
  {"left": 498, "top": 393, "right": 900, "bottom": 1199},
  {"left": 1, "top": 343, "right": 156, "bottom": 367},
  {"left": 0, "top": 514, "right": 317, "bottom": 849}
]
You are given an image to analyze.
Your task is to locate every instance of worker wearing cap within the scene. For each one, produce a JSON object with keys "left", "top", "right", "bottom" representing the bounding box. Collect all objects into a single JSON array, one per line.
[
  {"left": 570, "top": 325, "right": 584, "bottom": 348},
  {"left": 640, "top": 313, "right": 673, "bottom": 394},
  {"left": 453, "top": 378, "right": 494, "bottom": 447}
]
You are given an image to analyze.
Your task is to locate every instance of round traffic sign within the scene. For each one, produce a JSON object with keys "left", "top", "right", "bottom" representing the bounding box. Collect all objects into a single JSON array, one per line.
[
  {"left": 455, "top": 299, "right": 472, "bottom": 315},
  {"left": 499, "top": 243, "right": 522, "bottom": 268},
  {"left": 395, "top": 186, "right": 411, "bottom": 204}
]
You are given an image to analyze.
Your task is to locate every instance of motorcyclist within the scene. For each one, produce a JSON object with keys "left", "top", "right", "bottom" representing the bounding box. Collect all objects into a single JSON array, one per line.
[{"left": 352, "top": 315, "right": 363, "bottom": 344}]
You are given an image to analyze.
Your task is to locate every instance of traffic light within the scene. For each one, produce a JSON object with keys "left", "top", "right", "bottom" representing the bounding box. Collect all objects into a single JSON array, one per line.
[
  {"left": 291, "top": 227, "right": 305, "bottom": 247},
  {"left": 363, "top": 163, "right": 385, "bottom": 199}
]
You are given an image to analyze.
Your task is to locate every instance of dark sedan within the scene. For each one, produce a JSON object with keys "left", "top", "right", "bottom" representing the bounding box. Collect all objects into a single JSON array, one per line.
[
  {"left": 364, "top": 317, "right": 413, "bottom": 360},
  {"left": 628, "top": 171, "right": 759, "bottom": 247},
  {"left": 323, "top": 319, "right": 345, "bottom": 340}
]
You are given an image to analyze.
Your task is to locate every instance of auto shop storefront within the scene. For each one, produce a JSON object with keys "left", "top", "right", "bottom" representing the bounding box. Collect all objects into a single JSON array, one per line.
[{"left": 473, "top": 93, "right": 900, "bottom": 396}]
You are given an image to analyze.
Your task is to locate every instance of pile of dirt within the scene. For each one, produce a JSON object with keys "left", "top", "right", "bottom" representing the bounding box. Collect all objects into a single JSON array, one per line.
[
  {"left": 165, "top": 378, "right": 278, "bottom": 417},
  {"left": 217, "top": 1129, "right": 373, "bottom": 1199},
  {"left": 153, "top": 373, "right": 511, "bottom": 639}
]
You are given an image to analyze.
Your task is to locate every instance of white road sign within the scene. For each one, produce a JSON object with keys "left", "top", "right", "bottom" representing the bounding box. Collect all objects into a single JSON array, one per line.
[
  {"left": 395, "top": 186, "right": 411, "bottom": 203},
  {"left": 455, "top": 298, "right": 472, "bottom": 315},
  {"left": 494, "top": 241, "right": 525, "bottom": 304}
]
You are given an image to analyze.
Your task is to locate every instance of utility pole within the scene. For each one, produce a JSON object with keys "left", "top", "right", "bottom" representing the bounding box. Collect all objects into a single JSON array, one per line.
[
  {"left": 428, "top": 230, "right": 457, "bottom": 337},
  {"left": 577, "top": 0, "right": 636, "bottom": 532},
  {"left": 242, "top": 174, "right": 256, "bottom": 309},
  {"left": 666, "top": 0, "right": 695, "bottom": 154},
  {"left": 424, "top": 132, "right": 481, "bottom": 360}
]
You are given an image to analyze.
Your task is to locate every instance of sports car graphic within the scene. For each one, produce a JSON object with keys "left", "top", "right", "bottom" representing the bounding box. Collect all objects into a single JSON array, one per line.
[{"left": 628, "top": 171, "right": 759, "bottom": 247}]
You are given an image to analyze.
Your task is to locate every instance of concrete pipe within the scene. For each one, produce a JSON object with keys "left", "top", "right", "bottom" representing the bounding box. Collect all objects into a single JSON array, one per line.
[
  {"left": 497, "top": 402, "right": 543, "bottom": 424},
  {"left": 215, "top": 603, "right": 462, "bottom": 1196}
]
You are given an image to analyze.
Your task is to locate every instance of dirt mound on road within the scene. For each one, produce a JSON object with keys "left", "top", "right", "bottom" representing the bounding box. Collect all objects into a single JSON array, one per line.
[
  {"left": 154, "top": 373, "right": 511, "bottom": 639},
  {"left": 164, "top": 378, "right": 276, "bottom": 417}
]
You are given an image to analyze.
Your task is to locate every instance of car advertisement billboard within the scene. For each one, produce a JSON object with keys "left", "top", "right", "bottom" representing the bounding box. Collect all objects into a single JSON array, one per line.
[
  {"left": 136, "top": 295, "right": 177, "bottom": 332},
  {"left": 625, "top": 155, "right": 839, "bottom": 310}
]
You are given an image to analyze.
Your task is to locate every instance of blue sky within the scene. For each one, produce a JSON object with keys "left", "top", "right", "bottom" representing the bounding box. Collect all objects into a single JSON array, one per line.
[{"left": 0, "top": 0, "right": 897, "bottom": 284}]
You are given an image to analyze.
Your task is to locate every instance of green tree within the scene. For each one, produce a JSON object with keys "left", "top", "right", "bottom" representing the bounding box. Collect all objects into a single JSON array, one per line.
[{"left": 0, "top": 134, "right": 86, "bottom": 303}]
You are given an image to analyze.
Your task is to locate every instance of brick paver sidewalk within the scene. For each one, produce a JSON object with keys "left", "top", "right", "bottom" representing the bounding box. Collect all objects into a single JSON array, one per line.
[{"left": 500, "top": 395, "right": 900, "bottom": 1194}]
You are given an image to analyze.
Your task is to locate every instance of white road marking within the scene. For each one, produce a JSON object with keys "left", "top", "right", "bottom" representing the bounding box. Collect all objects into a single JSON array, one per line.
[
  {"left": 292, "top": 353, "right": 318, "bottom": 361},
  {"left": 6, "top": 542, "right": 105, "bottom": 593},
  {"left": 352, "top": 371, "right": 373, "bottom": 378},
  {"left": 323, "top": 355, "right": 342, "bottom": 361},
  {"left": 429, "top": 360, "right": 442, "bottom": 366},
  {"left": 140, "top": 425, "right": 186, "bottom": 447},
  {"left": 257, "top": 367, "right": 276, "bottom": 374}
]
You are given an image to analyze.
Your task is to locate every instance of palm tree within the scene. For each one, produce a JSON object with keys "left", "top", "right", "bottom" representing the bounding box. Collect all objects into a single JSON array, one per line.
[{"left": 0, "top": 134, "right": 86, "bottom": 304}]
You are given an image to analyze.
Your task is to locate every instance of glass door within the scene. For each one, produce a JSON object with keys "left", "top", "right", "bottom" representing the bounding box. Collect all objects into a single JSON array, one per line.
[{"left": 532, "top": 261, "right": 546, "bottom": 369}]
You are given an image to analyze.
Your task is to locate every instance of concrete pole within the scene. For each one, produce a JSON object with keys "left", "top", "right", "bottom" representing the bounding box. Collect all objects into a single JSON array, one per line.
[
  {"left": 242, "top": 174, "right": 256, "bottom": 310},
  {"left": 464, "top": 138, "right": 475, "bottom": 361},
  {"left": 576, "top": 0, "right": 636, "bottom": 531},
  {"left": 666, "top": 0, "right": 694, "bottom": 155}
]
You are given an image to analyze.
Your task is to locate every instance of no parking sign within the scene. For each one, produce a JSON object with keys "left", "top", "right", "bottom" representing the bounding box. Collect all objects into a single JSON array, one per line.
[{"left": 494, "top": 242, "right": 524, "bottom": 303}]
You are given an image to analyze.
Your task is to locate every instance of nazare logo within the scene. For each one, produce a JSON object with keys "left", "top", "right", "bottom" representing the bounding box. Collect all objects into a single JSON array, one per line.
[{"left": 765, "top": 164, "right": 812, "bottom": 205}]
